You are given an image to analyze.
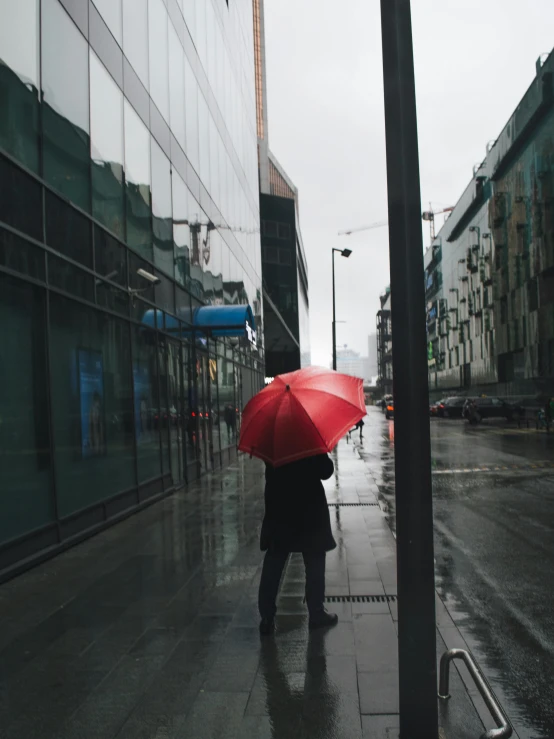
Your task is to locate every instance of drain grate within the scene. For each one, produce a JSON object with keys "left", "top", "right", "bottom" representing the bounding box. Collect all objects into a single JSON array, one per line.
[
  {"left": 303, "top": 594, "right": 397, "bottom": 604},
  {"left": 328, "top": 502, "right": 379, "bottom": 507},
  {"left": 325, "top": 594, "right": 397, "bottom": 603}
]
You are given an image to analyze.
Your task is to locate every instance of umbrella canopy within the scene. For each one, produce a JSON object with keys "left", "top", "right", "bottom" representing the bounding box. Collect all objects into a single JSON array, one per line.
[{"left": 238, "top": 366, "right": 366, "bottom": 467}]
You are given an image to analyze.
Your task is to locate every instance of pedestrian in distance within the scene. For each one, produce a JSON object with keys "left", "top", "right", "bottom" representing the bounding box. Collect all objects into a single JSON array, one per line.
[
  {"left": 258, "top": 453, "right": 339, "bottom": 635},
  {"left": 349, "top": 418, "right": 364, "bottom": 440}
]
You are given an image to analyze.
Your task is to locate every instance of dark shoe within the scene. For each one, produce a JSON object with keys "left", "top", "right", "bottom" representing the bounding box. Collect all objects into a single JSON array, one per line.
[
  {"left": 259, "top": 618, "right": 275, "bottom": 636},
  {"left": 309, "top": 610, "right": 339, "bottom": 631}
]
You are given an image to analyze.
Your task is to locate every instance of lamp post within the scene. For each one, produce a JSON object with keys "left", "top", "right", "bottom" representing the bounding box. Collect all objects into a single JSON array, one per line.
[{"left": 332, "top": 247, "right": 352, "bottom": 371}]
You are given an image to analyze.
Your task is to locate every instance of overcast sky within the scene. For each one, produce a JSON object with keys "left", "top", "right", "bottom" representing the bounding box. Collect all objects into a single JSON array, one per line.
[{"left": 263, "top": 0, "right": 554, "bottom": 368}]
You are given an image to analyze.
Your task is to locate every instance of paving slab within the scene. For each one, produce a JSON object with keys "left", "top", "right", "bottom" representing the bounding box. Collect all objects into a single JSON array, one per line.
[{"left": 0, "top": 434, "right": 491, "bottom": 739}]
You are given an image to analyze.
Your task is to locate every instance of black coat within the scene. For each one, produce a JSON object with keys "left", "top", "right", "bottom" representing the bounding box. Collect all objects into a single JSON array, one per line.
[{"left": 260, "top": 454, "right": 336, "bottom": 554}]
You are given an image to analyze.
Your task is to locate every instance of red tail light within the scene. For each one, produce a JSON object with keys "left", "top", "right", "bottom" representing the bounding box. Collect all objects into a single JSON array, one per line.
[
  {"left": 439, "top": 403, "right": 444, "bottom": 408},
  {"left": 192, "top": 412, "right": 196, "bottom": 417}
]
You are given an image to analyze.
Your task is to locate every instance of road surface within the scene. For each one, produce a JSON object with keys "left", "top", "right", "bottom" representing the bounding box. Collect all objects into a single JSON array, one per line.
[{"left": 358, "top": 408, "right": 554, "bottom": 739}]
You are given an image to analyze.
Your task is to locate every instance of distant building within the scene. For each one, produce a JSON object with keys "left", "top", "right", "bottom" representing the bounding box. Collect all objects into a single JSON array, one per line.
[
  {"left": 254, "top": 0, "right": 310, "bottom": 376},
  {"left": 335, "top": 347, "right": 371, "bottom": 382},
  {"left": 367, "top": 333, "right": 378, "bottom": 379}
]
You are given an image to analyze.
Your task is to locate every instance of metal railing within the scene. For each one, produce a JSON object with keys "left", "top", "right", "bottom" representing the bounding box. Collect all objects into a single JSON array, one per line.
[{"left": 438, "top": 648, "right": 513, "bottom": 739}]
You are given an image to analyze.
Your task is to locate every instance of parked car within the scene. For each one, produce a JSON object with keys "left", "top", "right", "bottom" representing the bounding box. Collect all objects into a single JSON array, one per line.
[
  {"left": 385, "top": 399, "right": 394, "bottom": 420},
  {"left": 429, "top": 398, "right": 447, "bottom": 416},
  {"left": 462, "top": 397, "right": 523, "bottom": 423},
  {"left": 438, "top": 397, "right": 467, "bottom": 419}
]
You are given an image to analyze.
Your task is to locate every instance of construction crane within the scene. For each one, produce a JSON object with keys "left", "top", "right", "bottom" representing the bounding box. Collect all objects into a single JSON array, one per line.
[
  {"left": 338, "top": 220, "right": 388, "bottom": 236},
  {"left": 339, "top": 205, "right": 453, "bottom": 241},
  {"left": 421, "top": 205, "right": 454, "bottom": 243}
]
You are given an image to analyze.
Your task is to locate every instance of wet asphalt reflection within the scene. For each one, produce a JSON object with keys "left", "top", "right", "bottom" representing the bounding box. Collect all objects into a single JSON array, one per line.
[{"left": 359, "top": 408, "right": 554, "bottom": 739}]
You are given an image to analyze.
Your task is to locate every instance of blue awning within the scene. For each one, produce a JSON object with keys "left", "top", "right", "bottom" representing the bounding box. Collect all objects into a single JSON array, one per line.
[{"left": 142, "top": 304, "right": 256, "bottom": 342}]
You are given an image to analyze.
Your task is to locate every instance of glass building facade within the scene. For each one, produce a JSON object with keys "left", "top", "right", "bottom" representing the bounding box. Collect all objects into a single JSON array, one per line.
[
  {"left": 425, "top": 51, "right": 554, "bottom": 399},
  {"left": 0, "top": 0, "right": 264, "bottom": 577}
]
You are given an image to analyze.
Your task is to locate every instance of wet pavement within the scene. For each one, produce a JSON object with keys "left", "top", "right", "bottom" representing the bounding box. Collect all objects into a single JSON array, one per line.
[
  {"left": 359, "top": 408, "right": 554, "bottom": 739},
  {"left": 0, "top": 433, "right": 487, "bottom": 738}
]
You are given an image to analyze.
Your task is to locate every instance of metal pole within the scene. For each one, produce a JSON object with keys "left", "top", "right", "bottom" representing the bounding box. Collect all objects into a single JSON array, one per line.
[
  {"left": 332, "top": 249, "right": 337, "bottom": 371},
  {"left": 380, "top": 1, "right": 438, "bottom": 738}
]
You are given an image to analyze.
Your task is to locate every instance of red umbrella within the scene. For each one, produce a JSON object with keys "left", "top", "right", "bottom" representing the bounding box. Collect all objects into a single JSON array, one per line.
[{"left": 238, "top": 366, "right": 366, "bottom": 467}]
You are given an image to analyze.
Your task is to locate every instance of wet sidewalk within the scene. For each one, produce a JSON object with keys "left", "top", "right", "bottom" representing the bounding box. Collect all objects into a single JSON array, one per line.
[{"left": 0, "top": 433, "right": 486, "bottom": 738}]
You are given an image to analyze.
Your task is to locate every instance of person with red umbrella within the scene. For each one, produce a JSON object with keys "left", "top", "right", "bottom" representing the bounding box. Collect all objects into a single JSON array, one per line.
[{"left": 238, "top": 366, "right": 366, "bottom": 635}]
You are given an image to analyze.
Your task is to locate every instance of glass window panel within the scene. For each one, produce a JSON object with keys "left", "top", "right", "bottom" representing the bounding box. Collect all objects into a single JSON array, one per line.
[
  {"left": 151, "top": 138, "right": 173, "bottom": 276},
  {"left": 124, "top": 100, "right": 152, "bottom": 261},
  {"left": 0, "top": 228, "right": 45, "bottom": 282},
  {"left": 92, "top": 0, "right": 122, "bottom": 44},
  {"left": 48, "top": 253, "right": 95, "bottom": 302},
  {"left": 205, "top": 0, "right": 216, "bottom": 89},
  {"left": 209, "top": 116, "right": 220, "bottom": 209},
  {"left": 122, "top": 0, "right": 149, "bottom": 89},
  {"left": 129, "top": 251, "right": 155, "bottom": 303},
  {"left": 45, "top": 189, "right": 92, "bottom": 268},
  {"left": 42, "top": 0, "right": 90, "bottom": 210},
  {"left": 182, "top": 0, "right": 196, "bottom": 40},
  {"left": 184, "top": 56, "right": 199, "bottom": 173},
  {"left": 0, "top": 155, "right": 42, "bottom": 241},
  {"left": 0, "top": 273, "right": 52, "bottom": 545},
  {"left": 132, "top": 323, "right": 161, "bottom": 482},
  {"left": 94, "top": 225, "right": 127, "bottom": 287},
  {"left": 96, "top": 279, "right": 129, "bottom": 317},
  {"left": 155, "top": 270, "right": 175, "bottom": 314},
  {"left": 172, "top": 169, "right": 191, "bottom": 289},
  {"left": 0, "top": 0, "right": 40, "bottom": 172},
  {"left": 182, "top": 341, "right": 198, "bottom": 464},
  {"left": 148, "top": 0, "right": 169, "bottom": 122},
  {"left": 168, "top": 22, "right": 185, "bottom": 150},
  {"left": 195, "top": 0, "right": 207, "bottom": 71},
  {"left": 176, "top": 285, "right": 191, "bottom": 322},
  {"left": 90, "top": 51, "right": 124, "bottom": 239},
  {"left": 158, "top": 337, "right": 171, "bottom": 475},
  {"left": 217, "top": 354, "right": 236, "bottom": 448},
  {"left": 198, "top": 91, "right": 210, "bottom": 191},
  {"left": 49, "top": 294, "right": 135, "bottom": 515}
]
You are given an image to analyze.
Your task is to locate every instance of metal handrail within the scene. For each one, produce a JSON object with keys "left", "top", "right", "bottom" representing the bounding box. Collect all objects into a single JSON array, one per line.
[{"left": 438, "top": 648, "right": 513, "bottom": 739}]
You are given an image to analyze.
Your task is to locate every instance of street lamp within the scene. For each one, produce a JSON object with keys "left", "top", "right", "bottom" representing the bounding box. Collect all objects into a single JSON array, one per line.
[{"left": 332, "top": 247, "right": 352, "bottom": 371}]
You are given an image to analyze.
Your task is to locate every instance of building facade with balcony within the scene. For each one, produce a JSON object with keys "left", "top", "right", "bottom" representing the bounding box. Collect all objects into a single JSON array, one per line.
[
  {"left": 0, "top": 0, "right": 264, "bottom": 579},
  {"left": 425, "top": 50, "right": 554, "bottom": 399}
]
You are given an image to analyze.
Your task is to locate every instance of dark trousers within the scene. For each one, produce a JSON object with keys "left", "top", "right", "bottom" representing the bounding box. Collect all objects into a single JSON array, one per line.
[{"left": 258, "top": 549, "right": 326, "bottom": 619}]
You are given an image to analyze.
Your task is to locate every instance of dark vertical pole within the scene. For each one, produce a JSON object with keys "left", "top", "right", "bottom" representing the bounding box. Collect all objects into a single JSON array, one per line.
[
  {"left": 380, "top": 1, "right": 438, "bottom": 738},
  {"left": 332, "top": 250, "right": 337, "bottom": 371}
]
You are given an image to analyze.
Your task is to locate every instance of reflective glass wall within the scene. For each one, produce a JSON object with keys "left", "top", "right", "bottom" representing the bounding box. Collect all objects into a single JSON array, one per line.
[{"left": 0, "top": 0, "right": 264, "bottom": 576}]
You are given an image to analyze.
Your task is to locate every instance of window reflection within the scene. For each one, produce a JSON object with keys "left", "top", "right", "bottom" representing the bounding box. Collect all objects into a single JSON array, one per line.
[
  {"left": 148, "top": 0, "right": 169, "bottom": 122},
  {"left": 122, "top": 0, "right": 149, "bottom": 90},
  {"left": 92, "top": 0, "right": 122, "bottom": 44},
  {"left": 184, "top": 55, "right": 200, "bottom": 173},
  {"left": 168, "top": 22, "right": 186, "bottom": 149},
  {"left": 0, "top": 0, "right": 40, "bottom": 172},
  {"left": 124, "top": 100, "right": 152, "bottom": 261},
  {"left": 42, "top": 0, "right": 90, "bottom": 210},
  {"left": 0, "top": 273, "right": 52, "bottom": 545},
  {"left": 151, "top": 138, "right": 173, "bottom": 276},
  {"left": 90, "top": 51, "right": 124, "bottom": 239},
  {"left": 172, "top": 169, "right": 191, "bottom": 289},
  {"left": 198, "top": 92, "right": 210, "bottom": 191}
]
